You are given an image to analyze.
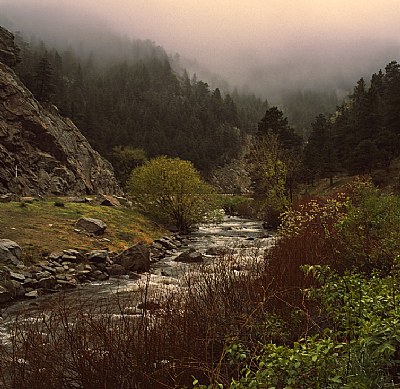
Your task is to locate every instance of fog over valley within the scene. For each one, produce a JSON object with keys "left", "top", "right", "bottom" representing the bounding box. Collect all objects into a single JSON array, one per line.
[{"left": 1, "top": 0, "right": 400, "bottom": 101}]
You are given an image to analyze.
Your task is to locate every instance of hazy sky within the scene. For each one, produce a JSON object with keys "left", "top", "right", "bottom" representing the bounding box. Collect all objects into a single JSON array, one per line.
[{"left": 1, "top": 0, "right": 400, "bottom": 98}]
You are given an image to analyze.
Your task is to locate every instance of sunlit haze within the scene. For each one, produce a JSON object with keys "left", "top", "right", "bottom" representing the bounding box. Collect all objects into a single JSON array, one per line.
[{"left": 1, "top": 0, "right": 400, "bottom": 98}]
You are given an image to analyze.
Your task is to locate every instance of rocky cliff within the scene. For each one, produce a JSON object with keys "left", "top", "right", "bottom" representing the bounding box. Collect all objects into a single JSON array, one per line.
[{"left": 0, "top": 26, "right": 121, "bottom": 196}]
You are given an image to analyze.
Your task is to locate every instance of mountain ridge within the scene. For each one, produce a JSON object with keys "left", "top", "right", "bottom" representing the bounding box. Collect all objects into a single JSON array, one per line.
[{"left": 0, "top": 26, "right": 121, "bottom": 196}]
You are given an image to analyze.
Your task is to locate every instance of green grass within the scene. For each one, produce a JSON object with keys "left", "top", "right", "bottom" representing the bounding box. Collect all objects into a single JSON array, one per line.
[{"left": 0, "top": 200, "right": 165, "bottom": 260}]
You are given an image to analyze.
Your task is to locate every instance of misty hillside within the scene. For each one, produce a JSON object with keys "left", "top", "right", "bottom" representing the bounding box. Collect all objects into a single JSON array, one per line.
[
  {"left": 302, "top": 60, "right": 400, "bottom": 188},
  {"left": 3, "top": 0, "right": 400, "bottom": 139},
  {"left": 10, "top": 29, "right": 267, "bottom": 183}
]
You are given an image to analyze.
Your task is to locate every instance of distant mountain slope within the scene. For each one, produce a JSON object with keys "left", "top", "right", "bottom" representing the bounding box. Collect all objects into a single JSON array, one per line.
[{"left": 0, "top": 26, "right": 121, "bottom": 196}]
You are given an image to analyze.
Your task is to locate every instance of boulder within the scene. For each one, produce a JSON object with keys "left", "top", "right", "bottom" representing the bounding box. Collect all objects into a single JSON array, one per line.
[
  {"left": 3, "top": 280, "right": 25, "bottom": 297},
  {"left": 205, "top": 246, "right": 228, "bottom": 256},
  {"left": 96, "top": 194, "right": 121, "bottom": 207},
  {"left": 106, "top": 264, "right": 126, "bottom": 277},
  {"left": 0, "top": 239, "right": 22, "bottom": 265},
  {"left": 89, "top": 270, "right": 109, "bottom": 281},
  {"left": 0, "top": 285, "right": 11, "bottom": 303},
  {"left": 114, "top": 243, "right": 150, "bottom": 273},
  {"left": 75, "top": 218, "right": 107, "bottom": 235},
  {"left": 87, "top": 250, "right": 109, "bottom": 264},
  {"left": 174, "top": 248, "right": 204, "bottom": 263}
]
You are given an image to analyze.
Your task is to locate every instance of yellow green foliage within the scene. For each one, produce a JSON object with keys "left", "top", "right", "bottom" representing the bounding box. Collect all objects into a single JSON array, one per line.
[
  {"left": 279, "top": 192, "right": 350, "bottom": 238},
  {"left": 128, "top": 156, "right": 217, "bottom": 232}
]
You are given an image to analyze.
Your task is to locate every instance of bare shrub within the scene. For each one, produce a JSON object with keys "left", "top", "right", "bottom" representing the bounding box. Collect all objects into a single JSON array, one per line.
[{"left": 0, "top": 246, "right": 274, "bottom": 388}]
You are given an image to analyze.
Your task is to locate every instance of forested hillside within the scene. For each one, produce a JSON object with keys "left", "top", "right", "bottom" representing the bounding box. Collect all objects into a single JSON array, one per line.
[
  {"left": 12, "top": 33, "right": 267, "bottom": 181},
  {"left": 303, "top": 61, "right": 400, "bottom": 185}
]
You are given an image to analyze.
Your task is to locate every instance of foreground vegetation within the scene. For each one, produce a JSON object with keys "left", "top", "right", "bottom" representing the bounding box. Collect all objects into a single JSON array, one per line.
[{"left": 1, "top": 178, "right": 399, "bottom": 388}]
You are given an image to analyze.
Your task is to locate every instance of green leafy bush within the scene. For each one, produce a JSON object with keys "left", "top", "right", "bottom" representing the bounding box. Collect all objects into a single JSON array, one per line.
[
  {"left": 128, "top": 156, "right": 217, "bottom": 232},
  {"left": 335, "top": 185, "right": 400, "bottom": 273}
]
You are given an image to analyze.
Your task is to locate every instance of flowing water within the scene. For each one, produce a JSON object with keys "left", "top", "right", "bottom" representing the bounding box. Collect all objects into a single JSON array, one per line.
[{"left": 0, "top": 216, "right": 275, "bottom": 344}]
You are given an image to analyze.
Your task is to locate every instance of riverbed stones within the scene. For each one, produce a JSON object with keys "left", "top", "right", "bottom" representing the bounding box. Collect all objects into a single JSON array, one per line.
[
  {"left": 75, "top": 217, "right": 107, "bottom": 235},
  {"left": 9, "top": 271, "right": 25, "bottom": 282},
  {"left": 0, "top": 239, "right": 22, "bottom": 265},
  {"left": 174, "top": 248, "right": 203, "bottom": 263},
  {"left": 25, "top": 290, "right": 39, "bottom": 299},
  {"left": 0, "top": 285, "right": 11, "bottom": 303},
  {"left": 205, "top": 246, "right": 228, "bottom": 256},
  {"left": 36, "top": 276, "right": 57, "bottom": 290},
  {"left": 153, "top": 237, "right": 178, "bottom": 250},
  {"left": 114, "top": 242, "right": 150, "bottom": 273}
]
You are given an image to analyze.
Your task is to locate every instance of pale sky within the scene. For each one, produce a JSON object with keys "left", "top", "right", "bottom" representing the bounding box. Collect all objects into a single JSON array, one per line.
[{"left": 1, "top": 0, "right": 400, "bottom": 97}]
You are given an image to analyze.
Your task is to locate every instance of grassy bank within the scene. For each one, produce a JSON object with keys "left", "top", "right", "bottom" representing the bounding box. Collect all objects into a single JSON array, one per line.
[{"left": 0, "top": 200, "right": 165, "bottom": 258}]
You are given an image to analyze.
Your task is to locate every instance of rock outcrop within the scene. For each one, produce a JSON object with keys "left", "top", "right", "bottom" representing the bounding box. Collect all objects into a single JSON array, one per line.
[
  {"left": 0, "top": 239, "right": 22, "bottom": 265},
  {"left": 0, "top": 26, "right": 20, "bottom": 68},
  {"left": 0, "top": 26, "right": 121, "bottom": 196}
]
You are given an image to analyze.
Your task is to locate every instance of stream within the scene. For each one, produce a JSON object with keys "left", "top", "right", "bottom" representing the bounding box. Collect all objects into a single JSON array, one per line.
[{"left": 0, "top": 216, "right": 275, "bottom": 344}]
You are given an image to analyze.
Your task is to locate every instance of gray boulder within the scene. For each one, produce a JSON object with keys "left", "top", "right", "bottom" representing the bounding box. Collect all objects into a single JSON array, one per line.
[
  {"left": 114, "top": 243, "right": 150, "bottom": 273},
  {"left": 75, "top": 218, "right": 107, "bottom": 235},
  {"left": 3, "top": 279, "right": 25, "bottom": 297},
  {"left": 175, "top": 248, "right": 204, "bottom": 263},
  {"left": 205, "top": 246, "right": 228, "bottom": 256},
  {"left": 96, "top": 194, "right": 121, "bottom": 207},
  {"left": 87, "top": 250, "right": 109, "bottom": 264},
  {"left": 0, "top": 239, "right": 22, "bottom": 265}
]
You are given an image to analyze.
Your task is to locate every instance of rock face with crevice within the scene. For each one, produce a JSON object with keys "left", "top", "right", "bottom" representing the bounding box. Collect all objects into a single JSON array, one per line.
[{"left": 0, "top": 26, "right": 121, "bottom": 196}]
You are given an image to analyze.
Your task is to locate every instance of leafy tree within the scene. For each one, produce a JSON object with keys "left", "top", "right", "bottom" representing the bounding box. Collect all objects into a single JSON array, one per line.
[
  {"left": 253, "top": 107, "right": 302, "bottom": 206},
  {"left": 248, "top": 131, "right": 289, "bottom": 225},
  {"left": 128, "top": 156, "right": 216, "bottom": 232}
]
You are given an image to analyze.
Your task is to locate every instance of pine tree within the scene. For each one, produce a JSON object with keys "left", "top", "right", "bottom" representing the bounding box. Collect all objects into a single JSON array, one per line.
[{"left": 33, "top": 55, "right": 55, "bottom": 102}]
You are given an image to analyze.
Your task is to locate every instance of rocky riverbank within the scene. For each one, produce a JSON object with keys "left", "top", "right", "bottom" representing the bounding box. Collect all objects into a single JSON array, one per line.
[
  {"left": 0, "top": 215, "right": 274, "bottom": 308},
  {"left": 0, "top": 234, "right": 187, "bottom": 305}
]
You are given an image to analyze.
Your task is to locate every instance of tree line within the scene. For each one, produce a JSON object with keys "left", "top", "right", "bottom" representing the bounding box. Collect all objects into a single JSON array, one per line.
[
  {"left": 303, "top": 61, "right": 400, "bottom": 183},
  {"left": 249, "top": 61, "right": 400, "bottom": 224},
  {"left": 13, "top": 33, "right": 267, "bottom": 182}
]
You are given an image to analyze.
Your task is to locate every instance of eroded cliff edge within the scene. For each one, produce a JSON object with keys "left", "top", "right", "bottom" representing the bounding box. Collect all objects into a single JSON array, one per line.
[{"left": 0, "top": 26, "right": 121, "bottom": 196}]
